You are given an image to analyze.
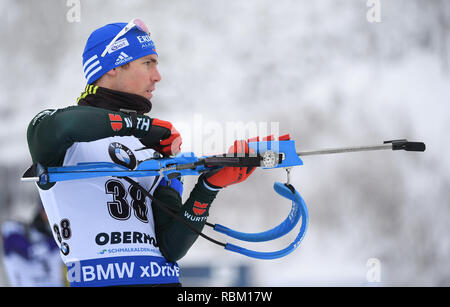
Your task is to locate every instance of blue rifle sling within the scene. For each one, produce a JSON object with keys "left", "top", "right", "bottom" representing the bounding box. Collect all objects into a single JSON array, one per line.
[
  {"left": 212, "top": 182, "right": 302, "bottom": 242},
  {"left": 222, "top": 182, "right": 309, "bottom": 260}
]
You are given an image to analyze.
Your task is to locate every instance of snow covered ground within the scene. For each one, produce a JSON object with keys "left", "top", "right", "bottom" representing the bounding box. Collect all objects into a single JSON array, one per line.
[{"left": 1, "top": 0, "right": 449, "bottom": 286}]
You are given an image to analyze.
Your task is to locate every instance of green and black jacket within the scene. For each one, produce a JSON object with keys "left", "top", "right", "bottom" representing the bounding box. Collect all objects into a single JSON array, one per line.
[{"left": 26, "top": 85, "right": 219, "bottom": 262}]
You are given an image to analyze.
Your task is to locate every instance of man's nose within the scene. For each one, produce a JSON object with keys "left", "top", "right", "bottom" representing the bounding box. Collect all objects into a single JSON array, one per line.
[{"left": 152, "top": 67, "right": 162, "bottom": 83}]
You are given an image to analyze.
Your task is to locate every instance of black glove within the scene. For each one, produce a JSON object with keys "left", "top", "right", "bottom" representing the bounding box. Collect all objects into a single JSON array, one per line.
[{"left": 139, "top": 118, "right": 182, "bottom": 156}]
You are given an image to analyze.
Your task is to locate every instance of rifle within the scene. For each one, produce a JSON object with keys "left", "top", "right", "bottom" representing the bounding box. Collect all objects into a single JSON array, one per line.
[{"left": 21, "top": 136, "right": 425, "bottom": 259}]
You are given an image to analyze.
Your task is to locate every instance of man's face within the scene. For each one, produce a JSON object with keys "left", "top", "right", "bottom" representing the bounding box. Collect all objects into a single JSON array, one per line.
[{"left": 112, "top": 54, "right": 161, "bottom": 99}]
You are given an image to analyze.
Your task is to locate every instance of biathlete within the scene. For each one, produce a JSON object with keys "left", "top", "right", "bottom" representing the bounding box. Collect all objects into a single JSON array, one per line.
[{"left": 26, "top": 18, "right": 255, "bottom": 287}]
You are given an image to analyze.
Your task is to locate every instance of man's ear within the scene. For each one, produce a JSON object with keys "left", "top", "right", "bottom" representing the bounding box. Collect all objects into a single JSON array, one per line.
[{"left": 105, "top": 68, "right": 117, "bottom": 77}]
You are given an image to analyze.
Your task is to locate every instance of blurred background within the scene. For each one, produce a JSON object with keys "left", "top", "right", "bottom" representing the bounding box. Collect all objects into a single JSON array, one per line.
[{"left": 0, "top": 0, "right": 449, "bottom": 286}]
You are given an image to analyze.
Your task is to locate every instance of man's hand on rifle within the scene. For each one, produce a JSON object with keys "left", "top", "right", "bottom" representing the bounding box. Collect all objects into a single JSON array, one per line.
[
  {"left": 203, "top": 139, "right": 256, "bottom": 189},
  {"left": 139, "top": 118, "right": 182, "bottom": 156}
]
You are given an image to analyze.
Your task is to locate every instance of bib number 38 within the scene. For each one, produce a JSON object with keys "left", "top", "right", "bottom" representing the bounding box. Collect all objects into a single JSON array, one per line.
[
  {"left": 105, "top": 179, "right": 148, "bottom": 223},
  {"left": 53, "top": 218, "right": 71, "bottom": 256}
]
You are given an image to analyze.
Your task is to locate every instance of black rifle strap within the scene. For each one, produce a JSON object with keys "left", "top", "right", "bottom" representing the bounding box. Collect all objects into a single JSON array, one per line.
[{"left": 121, "top": 176, "right": 226, "bottom": 248}]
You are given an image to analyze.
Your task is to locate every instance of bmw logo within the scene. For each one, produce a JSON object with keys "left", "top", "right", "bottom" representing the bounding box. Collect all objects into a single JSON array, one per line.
[
  {"left": 108, "top": 142, "right": 137, "bottom": 169},
  {"left": 61, "top": 242, "right": 70, "bottom": 256}
]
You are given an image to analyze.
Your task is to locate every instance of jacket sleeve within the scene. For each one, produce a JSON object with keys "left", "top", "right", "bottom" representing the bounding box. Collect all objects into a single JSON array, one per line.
[
  {"left": 27, "top": 105, "right": 150, "bottom": 167},
  {"left": 152, "top": 175, "right": 219, "bottom": 262}
]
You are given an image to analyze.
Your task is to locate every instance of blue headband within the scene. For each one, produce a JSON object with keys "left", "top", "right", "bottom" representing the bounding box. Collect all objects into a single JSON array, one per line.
[{"left": 82, "top": 22, "right": 158, "bottom": 84}]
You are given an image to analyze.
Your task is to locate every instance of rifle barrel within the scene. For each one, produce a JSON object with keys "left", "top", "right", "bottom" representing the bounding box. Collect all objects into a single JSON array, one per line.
[{"left": 297, "top": 144, "right": 392, "bottom": 157}]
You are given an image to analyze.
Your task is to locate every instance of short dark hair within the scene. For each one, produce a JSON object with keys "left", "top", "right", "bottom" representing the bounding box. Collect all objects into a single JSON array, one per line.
[{"left": 91, "top": 63, "right": 130, "bottom": 85}]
